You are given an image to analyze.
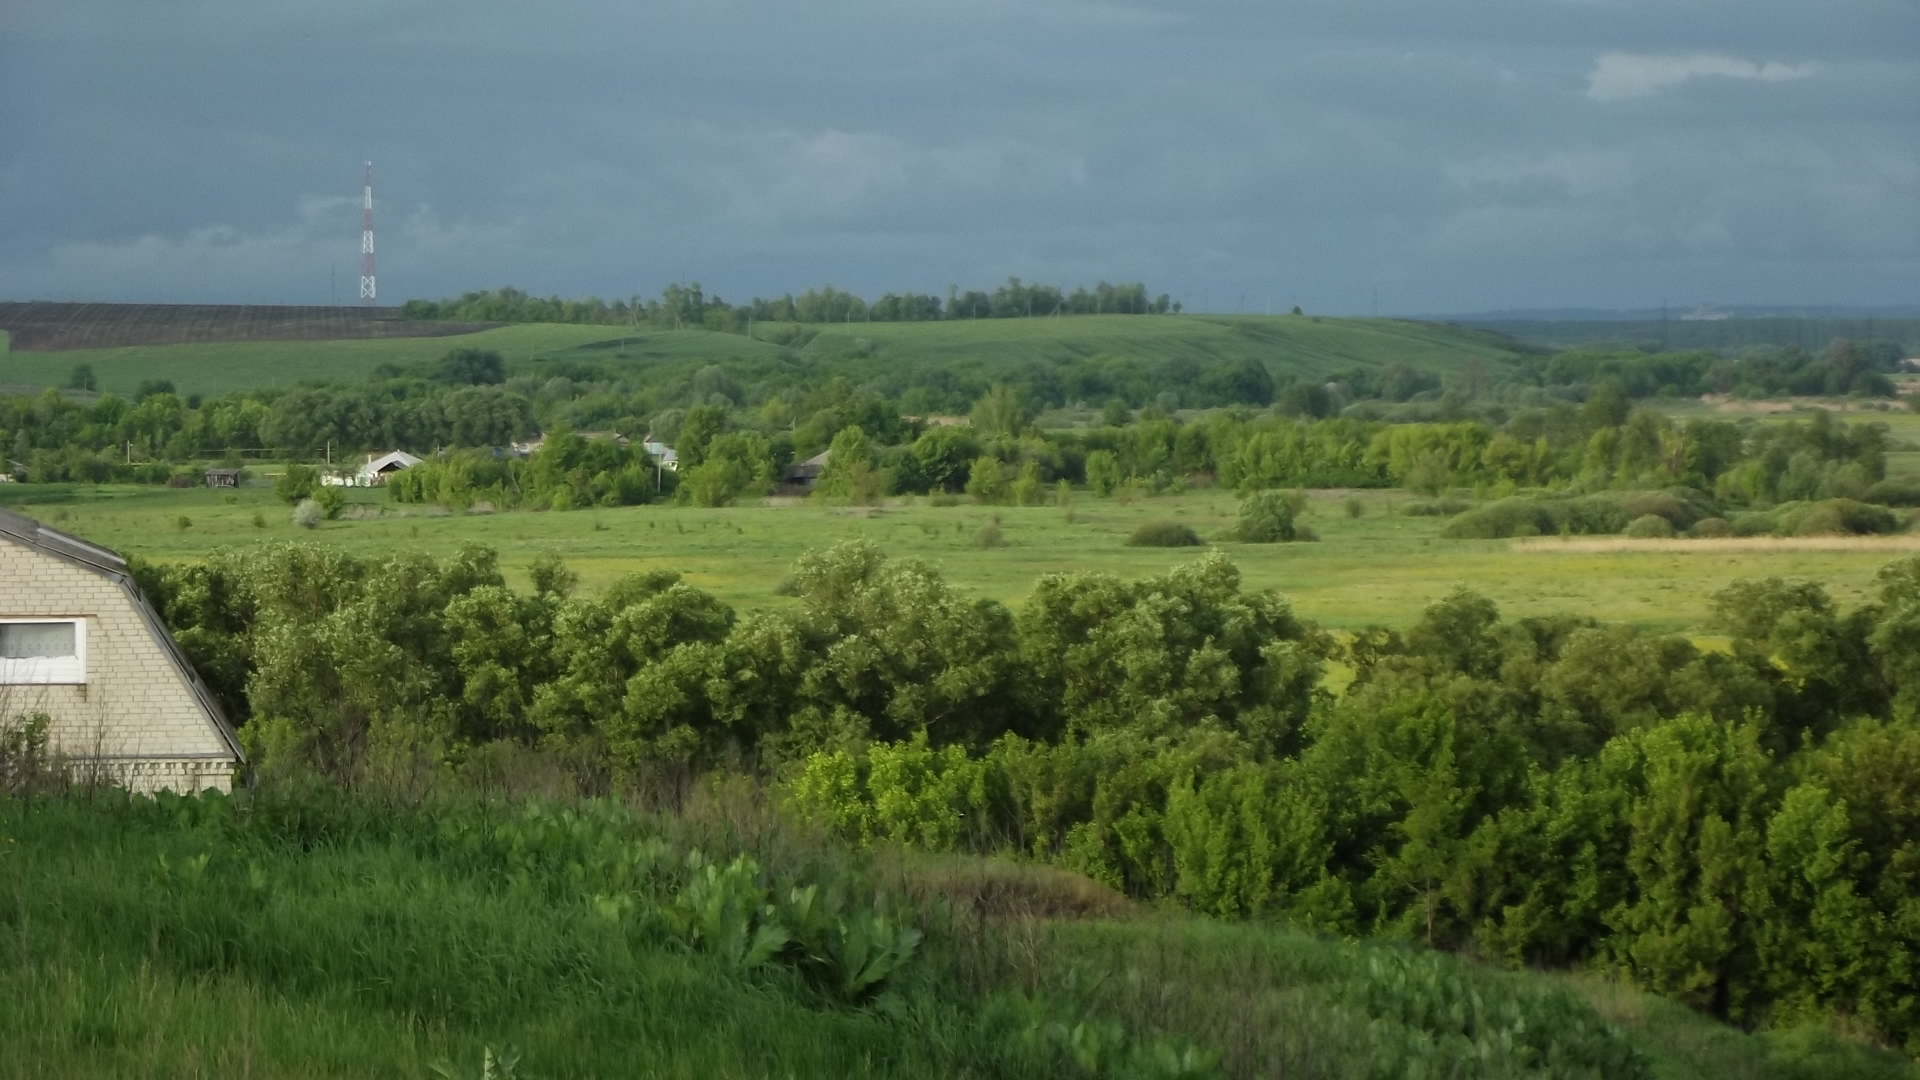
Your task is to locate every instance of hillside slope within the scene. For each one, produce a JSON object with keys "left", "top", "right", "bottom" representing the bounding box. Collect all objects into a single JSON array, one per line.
[
  {"left": 2, "top": 791, "right": 1911, "bottom": 1080},
  {"left": 0, "top": 313, "right": 1527, "bottom": 397}
]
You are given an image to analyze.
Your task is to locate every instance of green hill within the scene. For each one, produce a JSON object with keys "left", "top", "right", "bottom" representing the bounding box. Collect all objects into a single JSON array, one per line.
[
  {"left": 3, "top": 790, "right": 1910, "bottom": 1080},
  {"left": 0, "top": 314, "right": 1527, "bottom": 398}
]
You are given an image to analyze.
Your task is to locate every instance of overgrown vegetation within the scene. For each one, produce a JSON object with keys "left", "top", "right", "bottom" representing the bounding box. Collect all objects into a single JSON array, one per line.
[
  {"left": 8, "top": 778, "right": 1913, "bottom": 1078},
  {"left": 107, "top": 537, "right": 1920, "bottom": 1058}
]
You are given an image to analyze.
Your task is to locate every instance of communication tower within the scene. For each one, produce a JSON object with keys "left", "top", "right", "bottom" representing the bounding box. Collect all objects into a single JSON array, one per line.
[{"left": 359, "top": 161, "right": 377, "bottom": 306}]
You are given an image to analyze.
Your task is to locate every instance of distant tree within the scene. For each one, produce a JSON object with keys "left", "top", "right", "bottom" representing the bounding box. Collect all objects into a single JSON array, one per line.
[
  {"left": 431, "top": 348, "right": 507, "bottom": 386},
  {"left": 676, "top": 404, "right": 730, "bottom": 468},
  {"left": 1582, "top": 380, "right": 1631, "bottom": 430},
  {"left": 66, "top": 364, "right": 97, "bottom": 392},
  {"left": 135, "top": 379, "right": 176, "bottom": 401},
  {"left": 969, "top": 384, "right": 1026, "bottom": 437},
  {"left": 965, "top": 455, "right": 1009, "bottom": 504},
  {"left": 1101, "top": 399, "right": 1132, "bottom": 428},
  {"left": 1275, "top": 382, "right": 1334, "bottom": 419}
]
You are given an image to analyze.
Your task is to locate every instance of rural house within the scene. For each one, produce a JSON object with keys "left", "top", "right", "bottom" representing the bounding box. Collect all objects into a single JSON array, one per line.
[
  {"left": 351, "top": 450, "right": 422, "bottom": 487},
  {"left": 0, "top": 509, "right": 242, "bottom": 793}
]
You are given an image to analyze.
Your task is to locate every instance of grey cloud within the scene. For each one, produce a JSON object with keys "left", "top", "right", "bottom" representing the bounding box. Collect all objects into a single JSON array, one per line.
[{"left": 1, "top": 0, "right": 1914, "bottom": 312}]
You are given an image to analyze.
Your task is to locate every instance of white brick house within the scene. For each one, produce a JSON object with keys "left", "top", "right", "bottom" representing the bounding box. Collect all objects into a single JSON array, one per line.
[{"left": 0, "top": 509, "right": 242, "bottom": 793}]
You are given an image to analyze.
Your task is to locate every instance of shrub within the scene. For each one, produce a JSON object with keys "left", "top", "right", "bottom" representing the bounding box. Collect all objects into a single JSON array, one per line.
[
  {"left": 1233, "top": 490, "right": 1312, "bottom": 543},
  {"left": 1787, "top": 499, "right": 1900, "bottom": 537},
  {"left": 974, "top": 518, "right": 1006, "bottom": 548},
  {"left": 312, "top": 484, "right": 347, "bottom": 520},
  {"left": 1624, "top": 513, "right": 1676, "bottom": 539},
  {"left": 1865, "top": 479, "right": 1920, "bottom": 507},
  {"left": 292, "top": 498, "right": 324, "bottom": 529},
  {"left": 1689, "top": 517, "right": 1733, "bottom": 538},
  {"left": 1126, "top": 521, "right": 1202, "bottom": 547},
  {"left": 1440, "top": 498, "right": 1558, "bottom": 540},
  {"left": 275, "top": 463, "right": 320, "bottom": 504},
  {"left": 1343, "top": 496, "right": 1364, "bottom": 519},
  {"left": 1443, "top": 491, "right": 1713, "bottom": 540}
]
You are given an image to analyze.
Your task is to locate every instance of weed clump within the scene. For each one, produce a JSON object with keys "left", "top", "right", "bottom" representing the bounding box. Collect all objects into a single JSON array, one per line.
[
  {"left": 291, "top": 499, "right": 323, "bottom": 529},
  {"left": 974, "top": 517, "right": 1006, "bottom": 548},
  {"left": 1689, "top": 516, "right": 1734, "bottom": 538},
  {"left": 1126, "top": 520, "right": 1202, "bottom": 547}
]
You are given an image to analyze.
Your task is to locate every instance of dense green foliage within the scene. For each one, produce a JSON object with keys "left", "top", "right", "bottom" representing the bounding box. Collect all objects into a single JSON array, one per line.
[
  {"left": 128, "top": 538, "right": 1920, "bottom": 1048},
  {"left": 399, "top": 281, "right": 1177, "bottom": 329}
]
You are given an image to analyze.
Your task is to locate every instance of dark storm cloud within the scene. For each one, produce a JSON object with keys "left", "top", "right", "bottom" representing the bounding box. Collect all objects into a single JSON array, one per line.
[{"left": 3, "top": 0, "right": 1914, "bottom": 311}]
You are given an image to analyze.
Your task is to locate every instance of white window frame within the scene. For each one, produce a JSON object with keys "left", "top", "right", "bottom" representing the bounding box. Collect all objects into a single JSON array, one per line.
[{"left": 0, "top": 617, "right": 87, "bottom": 685}]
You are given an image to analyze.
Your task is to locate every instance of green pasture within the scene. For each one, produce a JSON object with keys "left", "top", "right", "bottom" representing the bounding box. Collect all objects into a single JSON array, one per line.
[
  {"left": 0, "top": 323, "right": 650, "bottom": 397},
  {"left": 779, "top": 314, "right": 1525, "bottom": 382},
  {"left": 0, "top": 314, "right": 1526, "bottom": 398},
  {"left": 5, "top": 482, "right": 1911, "bottom": 633}
]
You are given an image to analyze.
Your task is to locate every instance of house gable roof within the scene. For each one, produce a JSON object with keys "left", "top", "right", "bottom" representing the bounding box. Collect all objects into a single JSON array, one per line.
[
  {"left": 358, "top": 450, "right": 422, "bottom": 476},
  {"left": 0, "top": 508, "right": 244, "bottom": 764}
]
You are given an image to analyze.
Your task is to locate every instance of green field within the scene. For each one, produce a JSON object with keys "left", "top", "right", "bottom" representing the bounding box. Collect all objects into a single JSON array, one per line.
[
  {"left": 0, "top": 315, "right": 1527, "bottom": 398},
  {"left": 0, "top": 323, "right": 651, "bottom": 396},
  {"left": 6, "top": 481, "right": 1912, "bottom": 634}
]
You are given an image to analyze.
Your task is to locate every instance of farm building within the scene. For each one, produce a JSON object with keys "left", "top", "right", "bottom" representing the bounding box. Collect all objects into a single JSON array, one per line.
[
  {"left": 321, "top": 450, "right": 423, "bottom": 487},
  {"left": 203, "top": 467, "right": 242, "bottom": 488},
  {"left": 0, "top": 509, "right": 241, "bottom": 793},
  {"left": 642, "top": 440, "right": 679, "bottom": 471},
  {"left": 779, "top": 450, "right": 831, "bottom": 494}
]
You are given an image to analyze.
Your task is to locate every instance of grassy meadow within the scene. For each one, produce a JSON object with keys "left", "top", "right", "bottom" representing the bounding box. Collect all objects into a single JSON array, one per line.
[
  {"left": 0, "top": 314, "right": 1527, "bottom": 398},
  {"left": 4, "top": 480, "right": 1914, "bottom": 633}
]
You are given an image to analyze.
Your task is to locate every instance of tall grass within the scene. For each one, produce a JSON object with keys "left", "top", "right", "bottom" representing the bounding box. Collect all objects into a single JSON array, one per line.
[{"left": 3, "top": 789, "right": 1914, "bottom": 1079}]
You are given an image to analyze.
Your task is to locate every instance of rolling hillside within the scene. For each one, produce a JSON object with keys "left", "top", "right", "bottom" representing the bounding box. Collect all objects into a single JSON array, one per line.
[{"left": 0, "top": 308, "right": 1530, "bottom": 397}]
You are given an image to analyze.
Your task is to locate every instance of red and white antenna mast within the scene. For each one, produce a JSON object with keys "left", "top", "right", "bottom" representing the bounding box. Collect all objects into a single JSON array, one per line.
[{"left": 359, "top": 160, "right": 377, "bottom": 306}]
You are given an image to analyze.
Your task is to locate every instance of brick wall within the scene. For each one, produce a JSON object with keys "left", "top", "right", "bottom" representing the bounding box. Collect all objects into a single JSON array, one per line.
[{"left": 0, "top": 540, "right": 235, "bottom": 793}]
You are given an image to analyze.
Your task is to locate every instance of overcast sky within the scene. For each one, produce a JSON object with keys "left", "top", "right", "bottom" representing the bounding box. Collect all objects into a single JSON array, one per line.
[{"left": 3, "top": 0, "right": 1915, "bottom": 314}]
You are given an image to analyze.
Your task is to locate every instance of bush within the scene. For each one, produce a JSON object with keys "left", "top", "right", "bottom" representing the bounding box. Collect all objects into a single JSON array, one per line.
[
  {"left": 1126, "top": 521, "right": 1202, "bottom": 547},
  {"left": 1787, "top": 499, "right": 1901, "bottom": 537},
  {"left": 1689, "top": 517, "right": 1734, "bottom": 538},
  {"left": 275, "top": 463, "right": 320, "bottom": 504},
  {"left": 1624, "top": 514, "right": 1676, "bottom": 539},
  {"left": 1233, "top": 490, "right": 1314, "bottom": 543},
  {"left": 1441, "top": 498, "right": 1559, "bottom": 540},
  {"left": 1343, "top": 496, "right": 1364, "bottom": 519},
  {"left": 1442, "top": 491, "right": 1715, "bottom": 540},
  {"left": 974, "top": 518, "right": 1006, "bottom": 548},
  {"left": 1865, "top": 479, "right": 1920, "bottom": 507},
  {"left": 312, "top": 485, "right": 347, "bottom": 520},
  {"left": 292, "top": 498, "right": 324, "bottom": 529}
]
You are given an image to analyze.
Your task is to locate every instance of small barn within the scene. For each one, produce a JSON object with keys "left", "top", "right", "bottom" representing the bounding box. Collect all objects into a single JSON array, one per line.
[
  {"left": 0, "top": 509, "right": 241, "bottom": 793},
  {"left": 203, "top": 467, "right": 242, "bottom": 488},
  {"left": 778, "top": 450, "right": 831, "bottom": 495}
]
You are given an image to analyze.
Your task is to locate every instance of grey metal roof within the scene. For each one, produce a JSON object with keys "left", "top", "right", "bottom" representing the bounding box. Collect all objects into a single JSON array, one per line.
[{"left": 0, "top": 508, "right": 244, "bottom": 765}]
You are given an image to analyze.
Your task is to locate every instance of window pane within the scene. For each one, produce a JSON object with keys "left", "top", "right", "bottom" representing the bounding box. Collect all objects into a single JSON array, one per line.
[{"left": 0, "top": 623, "right": 76, "bottom": 659}]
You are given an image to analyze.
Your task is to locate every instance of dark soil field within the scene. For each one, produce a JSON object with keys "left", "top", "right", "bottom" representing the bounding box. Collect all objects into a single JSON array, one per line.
[{"left": 0, "top": 302, "right": 496, "bottom": 351}]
